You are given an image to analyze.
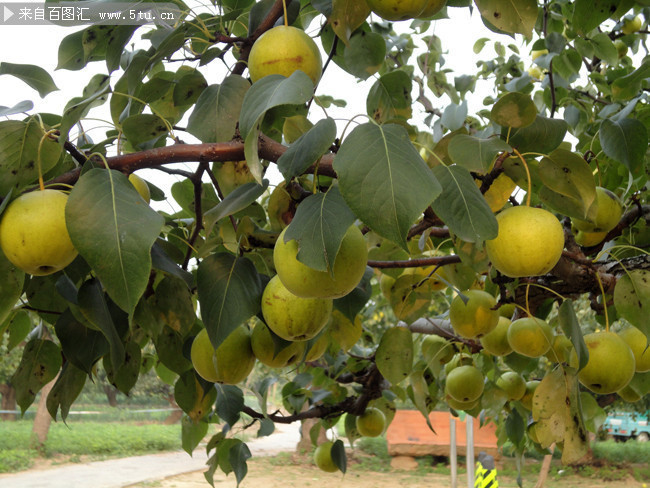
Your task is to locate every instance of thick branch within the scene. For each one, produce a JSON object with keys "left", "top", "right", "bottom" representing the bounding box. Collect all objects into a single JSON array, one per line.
[
  {"left": 45, "top": 135, "right": 337, "bottom": 188},
  {"left": 368, "top": 255, "right": 461, "bottom": 269}
]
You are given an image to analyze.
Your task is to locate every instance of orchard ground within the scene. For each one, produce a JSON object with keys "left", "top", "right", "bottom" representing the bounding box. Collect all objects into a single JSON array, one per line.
[{"left": 126, "top": 454, "right": 647, "bottom": 488}]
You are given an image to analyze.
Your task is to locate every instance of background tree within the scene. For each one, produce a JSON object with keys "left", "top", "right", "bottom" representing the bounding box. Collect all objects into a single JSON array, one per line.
[{"left": 0, "top": 0, "right": 649, "bottom": 485}]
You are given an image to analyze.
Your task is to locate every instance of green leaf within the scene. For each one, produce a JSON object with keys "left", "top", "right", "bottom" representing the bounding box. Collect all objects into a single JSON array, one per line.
[
  {"left": 54, "top": 308, "right": 109, "bottom": 374},
  {"left": 103, "top": 340, "right": 141, "bottom": 394},
  {"left": 182, "top": 416, "right": 209, "bottom": 455},
  {"left": 46, "top": 362, "right": 86, "bottom": 422},
  {"left": 155, "top": 326, "right": 193, "bottom": 374},
  {"left": 215, "top": 384, "right": 244, "bottom": 426},
  {"left": 330, "top": 0, "right": 370, "bottom": 44},
  {"left": 474, "top": 0, "right": 537, "bottom": 36},
  {"left": 430, "top": 165, "right": 498, "bottom": 242},
  {"left": 331, "top": 439, "right": 347, "bottom": 473},
  {"left": 409, "top": 369, "right": 436, "bottom": 430},
  {"left": 78, "top": 278, "right": 126, "bottom": 371},
  {"left": 283, "top": 187, "right": 356, "bottom": 273},
  {"left": 343, "top": 31, "right": 386, "bottom": 80},
  {"left": 229, "top": 441, "right": 252, "bottom": 485},
  {"left": 375, "top": 327, "right": 413, "bottom": 385},
  {"left": 106, "top": 26, "right": 139, "bottom": 73},
  {"left": 240, "top": 72, "right": 314, "bottom": 183},
  {"left": 57, "top": 30, "right": 85, "bottom": 71},
  {"left": 532, "top": 368, "right": 588, "bottom": 464},
  {"left": 150, "top": 276, "right": 196, "bottom": 335},
  {"left": 441, "top": 101, "right": 468, "bottom": 131},
  {"left": 448, "top": 135, "right": 511, "bottom": 173},
  {"left": 599, "top": 118, "right": 647, "bottom": 173},
  {"left": 505, "top": 408, "right": 525, "bottom": 450},
  {"left": 204, "top": 181, "right": 268, "bottom": 233},
  {"left": 0, "top": 119, "right": 62, "bottom": 194},
  {"left": 334, "top": 267, "right": 373, "bottom": 321},
  {"left": 508, "top": 116, "right": 568, "bottom": 154},
  {"left": 558, "top": 300, "right": 589, "bottom": 371},
  {"left": 589, "top": 33, "right": 617, "bottom": 66},
  {"left": 7, "top": 311, "right": 31, "bottom": 351},
  {"left": 197, "top": 253, "right": 263, "bottom": 349},
  {"left": 59, "top": 74, "right": 111, "bottom": 145},
  {"left": 572, "top": 0, "right": 619, "bottom": 35},
  {"left": 367, "top": 70, "right": 413, "bottom": 123},
  {"left": 0, "top": 62, "right": 58, "bottom": 97},
  {"left": 491, "top": 92, "right": 537, "bottom": 129},
  {"left": 611, "top": 61, "right": 650, "bottom": 101},
  {"left": 122, "top": 114, "right": 168, "bottom": 149},
  {"left": 0, "top": 248, "right": 24, "bottom": 326},
  {"left": 614, "top": 270, "right": 650, "bottom": 342},
  {"left": 66, "top": 169, "right": 164, "bottom": 316},
  {"left": 0, "top": 100, "right": 34, "bottom": 117},
  {"left": 538, "top": 149, "right": 597, "bottom": 220},
  {"left": 12, "top": 339, "right": 62, "bottom": 413},
  {"left": 333, "top": 123, "right": 441, "bottom": 250},
  {"left": 277, "top": 118, "right": 337, "bottom": 180},
  {"left": 187, "top": 76, "right": 250, "bottom": 143}
]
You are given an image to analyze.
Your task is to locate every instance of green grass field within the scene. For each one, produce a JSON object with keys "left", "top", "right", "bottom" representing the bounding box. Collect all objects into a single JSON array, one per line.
[{"left": 0, "top": 419, "right": 181, "bottom": 473}]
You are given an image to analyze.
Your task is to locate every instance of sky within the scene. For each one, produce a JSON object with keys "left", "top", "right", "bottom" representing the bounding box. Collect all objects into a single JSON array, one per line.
[{"left": 0, "top": 3, "right": 527, "bottom": 204}]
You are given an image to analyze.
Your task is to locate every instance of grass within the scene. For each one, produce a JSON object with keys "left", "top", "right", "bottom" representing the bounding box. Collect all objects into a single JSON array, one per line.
[
  {"left": 0, "top": 420, "right": 181, "bottom": 473},
  {"left": 592, "top": 439, "right": 650, "bottom": 464}
]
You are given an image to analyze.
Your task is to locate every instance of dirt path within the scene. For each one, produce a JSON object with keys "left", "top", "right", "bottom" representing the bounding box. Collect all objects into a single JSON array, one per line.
[{"left": 126, "top": 455, "right": 646, "bottom": 488}]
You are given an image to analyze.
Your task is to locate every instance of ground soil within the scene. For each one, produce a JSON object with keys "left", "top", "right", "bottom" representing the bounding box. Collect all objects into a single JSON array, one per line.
[{"left": 126, "top": 454, "right": 647, "bottom": 488}]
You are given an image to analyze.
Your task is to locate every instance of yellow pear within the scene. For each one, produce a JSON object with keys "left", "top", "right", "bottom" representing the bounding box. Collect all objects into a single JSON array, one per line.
[
  {"left": 273, "top": 225, "right": 368, "bottom": 299},
  {"left": 0, "top": 190, "right": 78, "bottom": 276},
  {"left": 248, "top": 26, "right": 322, "bottom": 84},
  {"left": 486, "top": 206, "right": 564, "bottom": 278}
]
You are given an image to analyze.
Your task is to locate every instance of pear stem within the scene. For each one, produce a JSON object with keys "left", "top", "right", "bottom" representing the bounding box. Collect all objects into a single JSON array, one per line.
[
  {"left": 37, "top": 130, "right": 58, "bottom": 191},
  {"left": 282, "top": 0, "right": 288, "bottom": 26}
]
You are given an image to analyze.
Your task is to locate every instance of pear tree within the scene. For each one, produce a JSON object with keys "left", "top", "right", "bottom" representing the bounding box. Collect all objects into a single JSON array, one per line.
[{"left": 0, "top": 0, "right": 649, "bottom": 484}]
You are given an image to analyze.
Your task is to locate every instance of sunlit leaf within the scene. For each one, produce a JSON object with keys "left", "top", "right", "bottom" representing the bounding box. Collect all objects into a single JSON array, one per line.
[
  {"left": 376, "top": 327, "right": 413, "bottom": 385},
  {"left": 532, "top": 368, "right": 588, "bottom": 464},
  {"left": 614, "top": 270, "right": 650, "bottom": 342},
  {"left": 538, "top": 149, "right": 596, "bottom": 220},
  {"left": 491, "top": 92, "right": 537, "bottom": 129},
  {"left": 475, "top": 0, "right": 537, "bottom": 36},
  {"left": 330, "top": 0, "right": 370, "bottom": 44}
]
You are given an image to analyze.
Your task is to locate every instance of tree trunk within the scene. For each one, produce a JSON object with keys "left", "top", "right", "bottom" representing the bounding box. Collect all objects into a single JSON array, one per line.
[
  {"left": 103, "top": 384, "right": 119, "bottom": 407},
  {"left": 0, "top": 383, "right": 17, "bottom": 420},
  {"left": 31, "top": 376, "right": 57, "bottom": 452},
  {"left": 297, "top": 416, "right": 328, "bottom": 452},
  {"left": 534, "top": 444, "right": 555, "bottom": 488}
]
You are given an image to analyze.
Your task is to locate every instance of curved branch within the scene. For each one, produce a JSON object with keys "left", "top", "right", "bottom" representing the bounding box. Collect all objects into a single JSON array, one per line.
[{"left": 45, "top": 134, "right": 337, "bottom": 188}]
